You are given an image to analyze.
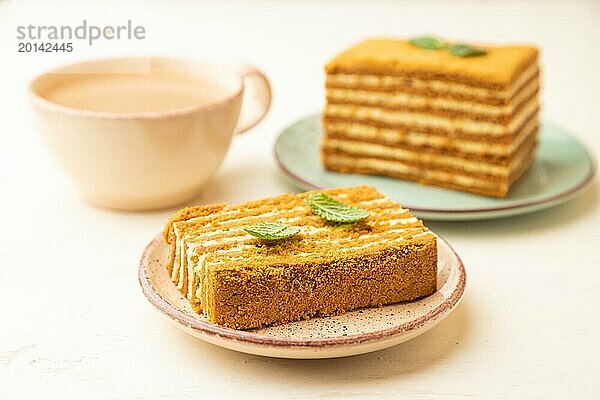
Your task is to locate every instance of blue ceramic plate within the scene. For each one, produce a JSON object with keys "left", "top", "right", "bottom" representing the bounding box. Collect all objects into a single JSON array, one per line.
[{"left": 274, "top": 114, "right": 596, "bottom": 221}]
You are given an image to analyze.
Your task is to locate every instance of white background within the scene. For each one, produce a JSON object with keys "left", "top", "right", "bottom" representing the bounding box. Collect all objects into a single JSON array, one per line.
[{"left": 1, "top": 0, "right": 599, "bottom": 399}]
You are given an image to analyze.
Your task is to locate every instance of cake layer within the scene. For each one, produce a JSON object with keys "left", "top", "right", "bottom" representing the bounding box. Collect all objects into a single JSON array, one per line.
[
  {"left": 326, "top": 77, "right": 539, "bottom": 123},
  {"left": 323, "top": 114, "right": 539, "bottom": 158},
  {"left": 324, "top": 97, "right": 539, "bottom": 138},
  {"left": 164, "top": 186, "right": 438, "bottom": 328},
  {"left": 322, "top": 131, "right": 537, "bottom": 179},
  {"left": 326, "top": 39, "right": 539, "bottom": 89},
  {"left": 326, "top": 63, "right": 539, "bottom": 105},
  {"left": 323, "top": 149, "right": 535, "bottom": 198}
]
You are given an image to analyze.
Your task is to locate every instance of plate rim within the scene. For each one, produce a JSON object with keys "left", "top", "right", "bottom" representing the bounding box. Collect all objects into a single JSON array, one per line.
[
  {"left": 139, "top": 234, "right": 466, "bottom": 349},
  {"left": 274, "top": 114, "right": 597, "bottom": 215}
]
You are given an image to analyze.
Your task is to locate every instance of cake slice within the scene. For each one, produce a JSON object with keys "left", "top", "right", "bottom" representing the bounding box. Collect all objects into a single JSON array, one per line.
[
  {"left": 322, "top": 38, "right": 540, "bottom": 197},
  {"left": 163, "top": 185, "right": 437, "bottom": 329}
]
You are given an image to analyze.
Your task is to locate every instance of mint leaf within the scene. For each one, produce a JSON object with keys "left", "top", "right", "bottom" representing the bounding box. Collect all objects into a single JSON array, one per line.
[
  {"left": 447, "top": 44, "right": 487, "bottom": 57},
  {"left": 244, "top": 222, "right": 300, "bottom": 240},
  {"left": 409, "top": 36, "right": 446, "bottom": 50},
  {"left": 409, "top": 36, "right": 487, "bottom": 58},
  {"left": 307, "top": 193, "right": 370, "bottom": 223}
]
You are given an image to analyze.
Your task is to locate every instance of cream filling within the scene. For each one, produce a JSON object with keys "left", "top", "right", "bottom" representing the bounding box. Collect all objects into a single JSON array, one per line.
[
  {"left": 178, "top": 210, "right": 415, "bottom": 259},
  {"left": 202, "top": 228, "right": 435, "bottom": 266},
  {"left": 186, "top": 247, "right": 204, "bottom": 300},
  {"left": 171, "top": 198, "right": 403, "bottom": 239},
  {"left": 181, "top": 213, "right": 417, "bottom": 255},
  {"left": 326, "top": 153, "right": 508, "bottom": 191},
  {"left": 325, "top": 97, "right": 539, "bottom": 136},
  {"left": 290, "top": 231, "right": 431, "bottom": 258},
  {"left": 174, "top": 208, "right": 299, "bottom": 235},
  {"left": 185, "top": 207, "right": 408, "bottom": 241},
  {"left": 326, "top": 63, "right": 539, "bottom": 100},
  {"left": 324, "top": 116, "right": 538, "bottom": 156},
  {"left": 323, "top": 138, "right": 528, "bottom": 177},
  {"left": 327, "top": 77, "right": 539, "bottom": 117},
  {"left": 172, "top": 225, "right": 184, "bottom": 287}
]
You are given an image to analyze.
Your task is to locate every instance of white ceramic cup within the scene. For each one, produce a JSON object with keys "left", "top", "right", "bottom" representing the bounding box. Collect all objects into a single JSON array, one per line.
[{"left": 30, "top": 57, "right": 271, "bottom": 210}]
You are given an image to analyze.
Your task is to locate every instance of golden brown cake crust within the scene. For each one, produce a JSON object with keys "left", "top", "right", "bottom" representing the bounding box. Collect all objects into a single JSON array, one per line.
[
  {"left": 163, "top": 204, "right": 226, "bottom": 243},
  {"left": 325, "top": 38, "right": 539, "bottom": 89},
  {"left": 207, "top": 238, "right": 437, "bottom": 329}
]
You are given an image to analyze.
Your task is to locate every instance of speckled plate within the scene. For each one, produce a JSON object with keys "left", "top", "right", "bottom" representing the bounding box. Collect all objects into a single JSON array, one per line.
[
  {"left": 138, "top": 233, "right": 466, "bottom": 359},
  {"left": 275, "top": 114, "right": 596, "bottom": 221}
]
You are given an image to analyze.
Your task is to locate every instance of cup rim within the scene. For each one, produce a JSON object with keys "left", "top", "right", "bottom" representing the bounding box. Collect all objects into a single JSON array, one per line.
[{"left": 29, "top": 56, "right": 244, "bottom": 120}]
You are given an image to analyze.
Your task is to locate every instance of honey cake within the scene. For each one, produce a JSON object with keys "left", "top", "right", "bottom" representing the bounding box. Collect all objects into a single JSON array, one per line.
[
  {"left": 322, "top": 38, "right": 540, "bottom": 197},
  {"left": 163, "top": 185, "right": 437, "bottom": 329}
]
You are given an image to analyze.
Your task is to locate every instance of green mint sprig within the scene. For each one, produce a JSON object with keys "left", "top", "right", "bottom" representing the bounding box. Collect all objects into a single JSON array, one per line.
[
  {"left": 244, "top": 222, "right": 300, "bottom": 240},
  {"left": 447, "top": 43, "right": 487, "bottom": 57},
  {"left": 306, "top": 193, "right": 370, "bottom": 223},
  {"left": 409, "top": 36, "right": 446, "bottom": 50},
  {"left": 409, "top": 36, "right": 487, "bottom": 58}
]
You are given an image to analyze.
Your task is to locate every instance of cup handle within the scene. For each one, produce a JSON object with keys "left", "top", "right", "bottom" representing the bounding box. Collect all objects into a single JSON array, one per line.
[{"left": 234, "top": 65, "right": 272, "bottom": 134}]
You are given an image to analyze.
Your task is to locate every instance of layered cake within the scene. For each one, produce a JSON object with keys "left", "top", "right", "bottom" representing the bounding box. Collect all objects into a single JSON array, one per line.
[
  {"left": 322, "top": 38, "right": 540, "bottom": 197},
  {"left": 164, "top": 185, "right": 437, "bottom": 329}
]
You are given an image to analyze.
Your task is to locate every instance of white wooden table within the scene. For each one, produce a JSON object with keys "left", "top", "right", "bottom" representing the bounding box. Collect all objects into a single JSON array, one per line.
[{"left": 1, "top": 1, "right": 599, "bottom": 398}]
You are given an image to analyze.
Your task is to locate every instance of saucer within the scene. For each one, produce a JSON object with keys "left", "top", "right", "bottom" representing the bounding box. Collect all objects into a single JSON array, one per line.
[{"left": 139, "top": 233, "right": 466, "bottom": 359}]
